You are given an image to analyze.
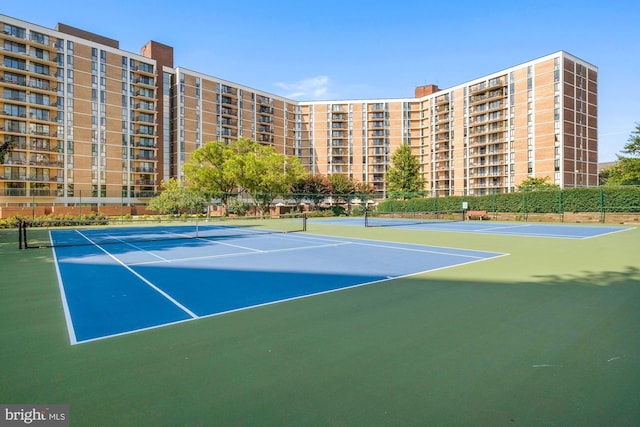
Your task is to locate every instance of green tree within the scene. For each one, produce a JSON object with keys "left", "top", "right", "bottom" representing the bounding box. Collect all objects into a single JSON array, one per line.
[
  {"left": 328, "top": 174, "right": 355, "bottom": 204},
  {"left": 147, "top": 178, "right": 206, "bottom": 214},
  {"left": 355, "top": 180, "right": 376, "bottom": 198},
  {"left": 0, "top": 140, "right": 14, "bottom": 165},
  {"left": 226, "top": 197, "right": 250, "bottom": 216},
  {"left": 605, "top": 123, "right": 640, "bottom": 185},
  {"left": 234, "top": 143, "right": 306, "bottom": 216},
  {"left": 288, "top": 174, "right": 311, "bottom": 212},
  {"left": 386, "top": 143, "right": 425, "bottom": 199},
  {"left": 296, "top": 174, "right": 331, "bottom": 211},
  {"left": 517, "top": 176, "right": 560, "bottom": 191},
  {"left": 183, "top": 139, "right": 253, "bottom": 214}
]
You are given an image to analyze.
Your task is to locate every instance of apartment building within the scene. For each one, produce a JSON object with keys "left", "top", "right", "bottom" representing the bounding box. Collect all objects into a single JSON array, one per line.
[
  {"left": 301, "top": 53, "right": 598, "bottom": 197},
  {"left": 0, "top": 14, "right": 597, "bottom": 211}
]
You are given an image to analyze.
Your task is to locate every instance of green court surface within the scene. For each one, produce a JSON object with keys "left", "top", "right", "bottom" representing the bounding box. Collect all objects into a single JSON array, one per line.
[{"left": 1, "top": 222, "right": 639, "bottom": 426}]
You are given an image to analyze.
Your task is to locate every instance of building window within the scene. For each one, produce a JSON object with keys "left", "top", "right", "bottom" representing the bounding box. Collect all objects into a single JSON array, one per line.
[{"left": 3, "top": 23, "right": 26, "bottom": 38}]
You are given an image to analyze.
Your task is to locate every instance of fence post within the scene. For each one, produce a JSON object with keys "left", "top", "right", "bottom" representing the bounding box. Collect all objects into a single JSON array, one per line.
[
  {"left": 558, "top": 190, "right": 563, "bottom": 222},
  {"left": 492, "top": 194, "right": 496, "bottom": 220}
]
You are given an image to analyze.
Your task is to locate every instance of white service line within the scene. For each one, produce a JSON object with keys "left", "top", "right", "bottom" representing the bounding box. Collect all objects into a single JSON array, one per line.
[
  {"left": 130, "top": 241, "right": 353, "bottom": 266},
  {"left": 350, "top": 240, "right": 490, "bottom": 259},
  {"left": 197, "top": 237, "right": 265, "bottom": 252},
  {"left": 473, "top": 224, "right": 534, "bottom": 232},
  {"left": 106, "top": 236, "right": 171, "bottom": 262},
  {"left": 74, "top": 230, "right": 198, "bottom": 319},
  {"left": 162, "top": 230, "right": 265, "bottom": 252}
]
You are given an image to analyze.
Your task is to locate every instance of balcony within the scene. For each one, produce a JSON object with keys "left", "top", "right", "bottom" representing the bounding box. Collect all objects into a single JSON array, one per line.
[
  {"left": 27, "top": 159, "right": 63, "bottom": 168},
  {"left": 468, "top": 83, "right": 488, "bottom": 95},
  {"left": 134, "top": 167, "right": 157, "bottom": 173},
  {"left": 134, "top": 115, "right": 155, "bottom": 124},
  {"left": 220, "top": 107, "right": 237, "bottom": 117},
  {"left": 133, "top": 190, "right": 157, "bottom": 198},
  {"left": 134, "top": 140, "right": 157, "bottom": 148},
  {"left": 135, "top": 64, "right": 155, "bottom": 75},
  {"left": 220, "top": 86, "right": 237, "bottom": 97},
  {"left": 134, "top": 90, "right": 155, "bottom": 99},
  {"left": 135, "top": 77, "right": 155, "bottom": 87},
  {"left": 135, "top": 155, "right": 157, "bottom": 161},
  {"left": 135, "top": 102, "right": 155, "bottom": 112},
  {"left": 0, "top": 187, "right": 59, "bottom": 197}
]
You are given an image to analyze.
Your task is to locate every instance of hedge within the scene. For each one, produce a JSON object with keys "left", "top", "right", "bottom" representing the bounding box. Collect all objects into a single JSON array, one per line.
[{"left": 377, "top": 186, "right": 640, "bottom": 214}]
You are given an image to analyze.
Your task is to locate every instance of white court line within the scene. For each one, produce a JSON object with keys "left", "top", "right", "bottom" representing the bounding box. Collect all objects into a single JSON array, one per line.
[
  {"left": 581, "top": 226, "right": 635, "bottom": 239},
  {"left": 281, "top": 233, "right": 357, "bottom": 244},
  {"left": 197, "top": 238, "right": 265, "bottom": 252},
  {"left": 283, "top": 232, "right": 507, "bottom": 257},
  {"left": 349, "top": 240, "right": 495, "bottom": 259},
  {"left": 73, "top": 230, "right": 198, "bottom": 319},
  {"left": 105, "top": 236, "right": 171, "bottom": 262},
  {"left": 50, "top": 230, "right": 78, "bottom": 345},
  {"left": 129, "top": 230, "right": 503, "bottom": 266},
  {"left": 73, "top": 249, "right": 510, "bottom": 345},
  {"left": 164, "top": 230, "right": 265, "bottom": 253},
  {"left": 471, "top": 224, "right": 534, "bottom": 232},
  {"left": 130, "top": 241, "right": 353, "bottom": 266}
]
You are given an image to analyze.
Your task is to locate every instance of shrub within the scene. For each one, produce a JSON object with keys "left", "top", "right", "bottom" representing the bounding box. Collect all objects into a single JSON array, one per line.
[{"left": 227, "top": 198, "right": 250, "bottom": 216}]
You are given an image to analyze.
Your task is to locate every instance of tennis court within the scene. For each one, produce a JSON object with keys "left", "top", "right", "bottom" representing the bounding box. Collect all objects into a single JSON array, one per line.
[
  {"left": 1, "top": 216, "right": 639, "bottom": 426},
  {"left": 315, "top": 215, "right": 632, "bottom": 239},
  {"left": 51, "top": 225, "right": 505, "bottom": 344}
]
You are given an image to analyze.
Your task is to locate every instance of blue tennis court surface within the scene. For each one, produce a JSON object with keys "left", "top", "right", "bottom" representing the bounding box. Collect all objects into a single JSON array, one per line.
[
  {"left": 52, "top": 231, "right": 505, "bottom": 344},
  {"left": 312, "top": 217, "right": 633, "bottom": 239}
]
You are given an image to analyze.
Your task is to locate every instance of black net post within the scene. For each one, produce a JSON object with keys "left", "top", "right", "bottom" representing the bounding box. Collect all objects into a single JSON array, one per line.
[
  {"left": 18, "top": 220, "right": 28, "bottom": 250},
  {"left": 18, "top": 220, "right": 23, "bottom": 250}
]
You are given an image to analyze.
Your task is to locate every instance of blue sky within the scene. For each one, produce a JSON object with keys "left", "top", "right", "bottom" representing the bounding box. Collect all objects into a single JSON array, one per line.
[{"left": 3, "top": 0, "right": 639, "bottom": 161}]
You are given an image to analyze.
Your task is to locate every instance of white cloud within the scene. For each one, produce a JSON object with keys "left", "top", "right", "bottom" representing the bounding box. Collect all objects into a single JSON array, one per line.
[{"left": 274, "top": 76, "right": 330, "bottom": 100}]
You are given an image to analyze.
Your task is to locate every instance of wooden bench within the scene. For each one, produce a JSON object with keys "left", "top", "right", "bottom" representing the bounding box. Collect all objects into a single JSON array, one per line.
[{"left": 467, "top": 210, "right": 489, "bottom": 220}]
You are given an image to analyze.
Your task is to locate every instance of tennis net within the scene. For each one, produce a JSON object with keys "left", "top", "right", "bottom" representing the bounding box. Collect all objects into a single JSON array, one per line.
[
  {"left": 364, "top": 210, "right": 464, "bottom": 228},
  {"left": 19, "top": 213, "right": 307, "bottom": 249}
]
